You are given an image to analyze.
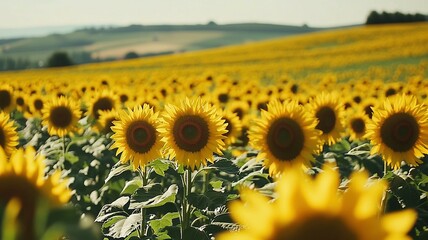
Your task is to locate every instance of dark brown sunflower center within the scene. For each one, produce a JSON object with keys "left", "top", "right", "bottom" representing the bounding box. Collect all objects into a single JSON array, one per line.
[
  {"left": 0, "top": 175, "right": 39, "bottom": 240},
  {"left": 92, "top": 97, "right": 114, "bottom": 119},
  {"left": 50, "top": 106, "right": 73, "bottom": 128},
  {"left": 315, "top": 106, "right": 336, "bottom": 134},
  {"left": 218, "top": 93, "right": 229, "bottom": 103},
  {"left": 16, "top": 97, "right": 25, "bottom": 106},
  {"left": 385, "top": 88, "right": 397, "bottom": 97},
  {"left": 103, "top": 117, "right": 116, "bottom": 133},
  {"left": 126, "top": 120, "right": 156, "bottom": 154},
  {"left": 120, "top": 94, "right": 128, "bottom": 103},
  {"left": 34, "top": 99, "right": 43, "bottom": 110},
  {"left": 267, "top": 117, "right": 304, "bottom": 161},
  {"left": 0, "top": 127, "right": 5, "bottom": 148},
  {"left": 271, "top": 215, "right": 357, "bottom": 240},
  {"left": 290, "top": 84, "right": 298, "bottom": 94},
  {"left": 380, "top": 112, "right": 419, "bottom": 152},
  {"left": 0, "top": 90, "right": 12, "bottom": 110},
  {"left": 173, "top": 115, "right": 209, "bottom": 152},
  {"left": 351, "top": 118, "right": 365, "bottom": 134},
  {"left": 233, "top": 108, "right": 243, "bottom": 119},
  {"left": 364, "top": 105, "right": 374, "bottom": 119}
]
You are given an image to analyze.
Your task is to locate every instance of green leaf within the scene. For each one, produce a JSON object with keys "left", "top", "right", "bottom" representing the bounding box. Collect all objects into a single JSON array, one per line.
[
  {"left": 209, "top": 180, "right": 223, "bottom": 192},
  {"left": 105, "top": 163, "right": 132, "bottom": 183},
  {"left": 211, "top": 157, "right": 239, "bottom": 174},
  {"left": 104, "top": 214, "right": 141, "bottom": 238},
  {"left": 103, "top": 216, "right": 126, "bottom": 229},
  {"left": 148, "top": 159, "right": 170, "bottom": 177},
  {"left": 182, "top": 227, "right": 209, "bottom": 240},
  {"left": 120, "top": 213, "right": 141, "bottom": 238},
  {"left": 149, "top": 212, "right": 180, "bottom": 234},
  {"left": 232, "top": 171, "right": 269, "bottom": 187},
  {"left": 389, "top": 175, "right": 420, "bottom": 208},
  {"left": 96, "top": 196, "right": 130, "bottom": 222},
  {"left": 188, "top": 193, "right": 210, "bottom": 209},
  {"left": 64, "top": 152, "right": 79, "bottom": 164},
  {"left": 130, "top": 184, "right": 178, "bottom": 209},
  {"left": 121, "top": 178, "right": 143, "bottom": 196}
]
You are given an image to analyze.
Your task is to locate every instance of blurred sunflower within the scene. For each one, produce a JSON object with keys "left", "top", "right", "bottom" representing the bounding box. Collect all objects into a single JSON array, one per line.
[
  {"left": 110, "top": 104, "right": 163, "bottom": 170},
  {"left": 249, "top": 100, "right": 321, "bottom": 175},
  {"left": 0, "top": 112, "right": 19, "bottom": 156},
  {"left": 0, "top": 147, "right": 71, "bottom": 239},
  {"left": 0, "top": 84, "right": 15, "bottom": 113},
  {"left": 345, "top": 108, "right": 370, "bottom": 142},
  {"left": 26, "top": 94, "right": 46, "bottom": 118},
  {"left": 366, "top": 95, "right": 428, "bottom": 169},
  {"left": 87, "top": 90, "right": 119, "bottom": 120},
  {"left": 217, "top": 165, "right": 416, "bottom": 240},
  {"left": 220, "top": 109, "right": 242, "bottom": 147},
  {"left": 159, "top": 98, "right": 227, "bottom": 169},
  {"left": 94, "top": 109, "right": 119, "bottom": 134},
  {"left": 309, "top": 92, "right": 345, "bottom": 146},
  {"left": 42, "top": 97, "right": 81, "bottom": 137},
  {"left": 14, "top": 92, "right": 27, "bottom": 113}
]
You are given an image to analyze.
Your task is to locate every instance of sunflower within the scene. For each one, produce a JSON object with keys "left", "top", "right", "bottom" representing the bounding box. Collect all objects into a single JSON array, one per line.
[
  {"left": 110, "top": 104, "right": 163, "bottom": 170},
  {"left": 309, "top": 92, "right": 345, "bottom": 146},
  {"left": 249, "top": 100, "right": 321, "bottom": 175},
  {"left": 217, "top": 164, "right": 416, "bottom": 240},
  {"left": 345, "top": 108, "right": 370, "bottom": 142},
  {"left": 0, "top": 147, "right": 71, "bottom": 239},
  {"left": 158, "top": 98, "right": 227, "bottom": 169},
  {"left": 94, "top": 109, "right": 119, "bottom": 134},
  {"left": 0, "top": 84, "right": 15, "bottom": 113},
  {"left": 26, "top": 94, "right": 46, "bottom": 118},
  {"left": 366, "top": 95, "right": 428, "bottom": 169},
  {"left": 0, "top": 112, "right": 19, "bottom": 156},
  {"left": 221, "top": 109, "right": 242, "bottom": 147},
  {"left": 14, "top": 92, "right": 27, "bottom": 112},
  {"left": 87, "top": 90, "right": 119, "bottom": 120},
  {"left": 42, "top": 96, "right": 81, "bottom": 137}
]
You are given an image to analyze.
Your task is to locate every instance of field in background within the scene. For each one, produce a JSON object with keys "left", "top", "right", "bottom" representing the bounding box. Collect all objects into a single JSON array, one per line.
[
  {"left": 2, "top": 22, "right": 426, "bottom": 85},
  {"left": 0, "top": 23, "right": 321, "bottom": 62}
]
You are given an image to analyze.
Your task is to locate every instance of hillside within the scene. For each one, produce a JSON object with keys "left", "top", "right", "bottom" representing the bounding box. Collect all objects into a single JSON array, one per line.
[
  {"left": 1, "top": 23, "right": 427, "bottom": 85},
  {"left": 0, "top": 23, "right": 322, "bottom": 65}
]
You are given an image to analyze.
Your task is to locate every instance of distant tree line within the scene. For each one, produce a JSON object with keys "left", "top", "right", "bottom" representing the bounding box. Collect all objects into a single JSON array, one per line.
[{"left": 366, "top": 11, "right": 427, "bottom": 25}]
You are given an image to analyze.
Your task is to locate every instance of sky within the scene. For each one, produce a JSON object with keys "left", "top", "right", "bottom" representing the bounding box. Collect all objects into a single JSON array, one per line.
[{"left": 1, "top": 0, "right": 427, "bottom": 29}]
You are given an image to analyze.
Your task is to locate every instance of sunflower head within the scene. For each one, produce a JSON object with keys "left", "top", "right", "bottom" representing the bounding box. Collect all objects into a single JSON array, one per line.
[
  {"left": 344, "top": 107, "right": 370, "bottom": 142},
  {"left": 249, "top": 100, "right": 321, "bottom": 176},
  {"left": 87, "top": 90, "right": 119, "bottom": 120},
  {"left": 217, "top": 164, "right": 416, "bottom": 240},
  {"left": 110, "top": 104, "right": 163, "bottom": 170},
  {"left": 366, "top": 94, "right": 428, "bottom": 169},
  {"left": 42, "top": 96, "right": 82, "bottom": 137},
  {"left": 309, "top": 92, "right": 345, "bottom": 146},
  {"left": 159, "top": 98, "right": 227, "bottom": 170},
  {"left": 0, "top": 84, "right": 15, "bottom": 113},
  {"left": 0, "top": 146, "right": 71, "bottom": 239},
  {"left": 221, "top": 109, "right": 243, "bottom": 147},
  {"left": 94, "top": 109, "right": 119, "bottom": 134},
  {"left": 0, "top": 112, "right": 19, "bottom": 156}
]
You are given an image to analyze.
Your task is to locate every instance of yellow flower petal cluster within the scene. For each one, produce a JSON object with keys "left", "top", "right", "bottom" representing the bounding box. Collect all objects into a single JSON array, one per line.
[{"left": 218, "top": 165, "right": 416, "bottom": 240}]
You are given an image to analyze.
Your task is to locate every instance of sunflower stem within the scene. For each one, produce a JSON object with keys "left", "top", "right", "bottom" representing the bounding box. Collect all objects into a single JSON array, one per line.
[
  {"left": 62, "top": 136, "right": 66, "bottom": 168},
  {"left": 381, "top": 160, "right": 389, "bottom": 214},
  {"left": 181, "top": 167, "right": 193, "bottom": 237},
  {"left": 139, "top": 167, "right": 149, "bottom": 238}
]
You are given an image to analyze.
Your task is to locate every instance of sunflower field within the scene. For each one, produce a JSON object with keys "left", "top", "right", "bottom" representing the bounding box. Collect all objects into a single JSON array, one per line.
[{"left": 1, "top": 22, "right": 428, "bottom": 240}]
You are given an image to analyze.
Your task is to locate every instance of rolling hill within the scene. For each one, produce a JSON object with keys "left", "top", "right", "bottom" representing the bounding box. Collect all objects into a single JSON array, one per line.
[{"left": 0, "top": 23, "right": 324, "bottom": 66}]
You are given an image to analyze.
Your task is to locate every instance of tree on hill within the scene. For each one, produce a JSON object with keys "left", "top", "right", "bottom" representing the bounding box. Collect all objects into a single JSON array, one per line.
[
  {"left": 47, "top": 52, "right": 73, "bottom": 67},
  {"left": 124, "top": 51, "right": 139, "bottom": 59},
  {"left": 366, "top": 10, "right": 427, "bottom": 24}
]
